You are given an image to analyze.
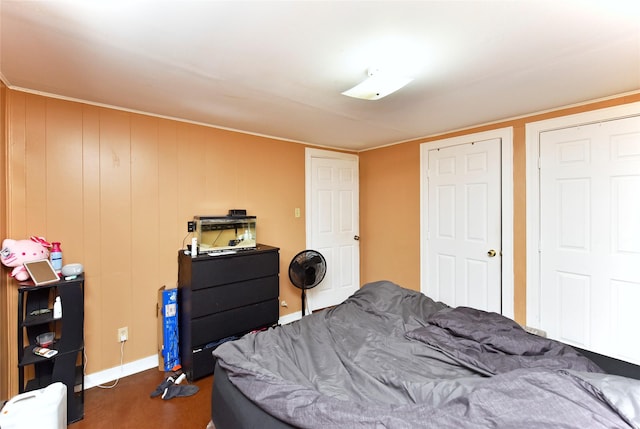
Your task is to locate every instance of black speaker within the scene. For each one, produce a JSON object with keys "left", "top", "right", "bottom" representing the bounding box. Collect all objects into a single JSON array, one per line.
[{"left": 228, "top": 209, "right": 247, "bottom": 216}]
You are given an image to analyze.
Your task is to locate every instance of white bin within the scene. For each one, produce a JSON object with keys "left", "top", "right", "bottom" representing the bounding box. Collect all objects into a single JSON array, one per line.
[{"left": 0, "top": 382, "right": 67, "bottom": 429}]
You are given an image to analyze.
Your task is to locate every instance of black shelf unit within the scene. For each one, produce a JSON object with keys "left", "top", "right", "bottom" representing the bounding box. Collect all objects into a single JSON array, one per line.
[
  {"left": 17, "top": 275, "right": 85, "bottom": 424},
  {"left": 178, "top": 244, "right": 280, "bottom": 380}
]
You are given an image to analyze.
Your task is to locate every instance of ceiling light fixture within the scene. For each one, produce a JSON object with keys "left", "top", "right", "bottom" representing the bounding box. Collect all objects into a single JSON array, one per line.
[{"left": 342, "top": 68, "right": 413, "bottom": 100}]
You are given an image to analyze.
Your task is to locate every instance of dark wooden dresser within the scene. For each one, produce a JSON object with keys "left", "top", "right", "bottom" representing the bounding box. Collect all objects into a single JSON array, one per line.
[{"left": 177, "top": 244, "right": 280, "bottom": 379}]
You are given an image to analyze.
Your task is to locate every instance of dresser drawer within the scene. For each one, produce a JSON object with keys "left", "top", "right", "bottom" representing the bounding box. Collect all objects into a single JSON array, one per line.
[
  {"left": 191, "top": 343, "right": 217, "bottom": 380},
  {"left": 191, "top": 276, "right": 278, "bottom": 318},
  {"left": 177, "top": 245, "right": 280, "bottom": 380},
  {"left": 191, "top": 299, "right": 279, "bottom": 347},
  {"left": 191, "top": 251, "right": 279, "bottom": 290}
]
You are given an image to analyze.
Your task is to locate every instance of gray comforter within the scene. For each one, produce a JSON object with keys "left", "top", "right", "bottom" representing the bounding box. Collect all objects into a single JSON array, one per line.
[
  {"left": 213, "top": 281, "right": 640, "bottom": 428},
  {"left": 405, "top": 305, "right": 603, "bottom": 375}
]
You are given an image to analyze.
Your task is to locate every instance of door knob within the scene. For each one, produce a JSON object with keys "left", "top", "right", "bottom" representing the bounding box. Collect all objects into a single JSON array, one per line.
[
  {"left": 487, "top": 249, "right": 497, "bottom": 257},
  {"left": 354, "top": 235, "right": 360, "bottom": 241}
]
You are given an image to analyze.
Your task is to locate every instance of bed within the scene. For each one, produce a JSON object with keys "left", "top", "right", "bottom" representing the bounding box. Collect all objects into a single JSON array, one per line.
[{"left": 210, "top": 280, "right": 640, "bottom": 428}]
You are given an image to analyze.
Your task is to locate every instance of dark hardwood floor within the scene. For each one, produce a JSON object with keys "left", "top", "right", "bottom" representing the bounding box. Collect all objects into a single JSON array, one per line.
[{"left": 72, "top": 369, "right": 213, "bottom": 429}]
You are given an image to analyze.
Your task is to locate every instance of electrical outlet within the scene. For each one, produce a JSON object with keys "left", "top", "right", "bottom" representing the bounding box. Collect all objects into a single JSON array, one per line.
[
  {"left": 118, "top": 327, "right": 129, "bottom": 342},
  {"left": 187, "top": 221, "right": 195, "bottom": 232}
]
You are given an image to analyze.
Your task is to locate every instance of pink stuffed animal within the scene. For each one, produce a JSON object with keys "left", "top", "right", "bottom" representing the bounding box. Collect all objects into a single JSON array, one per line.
[{"left": 0, "top": 236, "right": 51, "bottom": 281}]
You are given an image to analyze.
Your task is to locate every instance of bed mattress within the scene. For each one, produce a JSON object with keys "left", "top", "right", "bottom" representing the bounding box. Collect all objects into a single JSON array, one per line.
[{"left": 212, "top": 281, "right": 640, "bottom": 429}]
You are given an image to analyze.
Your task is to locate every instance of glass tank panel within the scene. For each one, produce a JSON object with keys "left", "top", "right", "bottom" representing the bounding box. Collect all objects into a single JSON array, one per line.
[{"left": 194, "top": 216, "right": 257, "bottom": 252}]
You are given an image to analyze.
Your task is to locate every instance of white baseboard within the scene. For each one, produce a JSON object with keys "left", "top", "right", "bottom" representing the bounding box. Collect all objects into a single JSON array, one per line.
[
  {"left": 279, "top": 311, "right": 301, "bottom": 325},
  {"left": 85, "top": 354, "right": 159, "bottom": 389},
  {"left": 84, "top": 314, "right": 302, "bottom": 389}
]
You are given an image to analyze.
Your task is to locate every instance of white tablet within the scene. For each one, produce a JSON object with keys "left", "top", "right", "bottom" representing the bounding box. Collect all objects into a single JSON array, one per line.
[{"left": 23, "top": 259, "right": 60, "bottom": 286}]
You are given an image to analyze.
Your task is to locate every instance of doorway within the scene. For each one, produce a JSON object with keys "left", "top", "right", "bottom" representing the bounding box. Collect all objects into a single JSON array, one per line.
[
  {"left": 421, "top": 128, "right": 514, "bottom": 317},
  {"left": 305, "top": 148, "right": 360, "bottom": 312},
  {"left": 526, "top": 103, "right": 640, "bottom": 364}
]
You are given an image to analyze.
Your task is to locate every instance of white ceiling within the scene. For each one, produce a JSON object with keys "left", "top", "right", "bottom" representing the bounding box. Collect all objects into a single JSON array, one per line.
[{"left": 1, "top": 1, "right": 639, "bottom": 151}]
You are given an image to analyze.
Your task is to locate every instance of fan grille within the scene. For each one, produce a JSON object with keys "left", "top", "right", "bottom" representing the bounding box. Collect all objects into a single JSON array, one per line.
[{"left": 288, "top": 250, "right": 326, "bottom": 290}]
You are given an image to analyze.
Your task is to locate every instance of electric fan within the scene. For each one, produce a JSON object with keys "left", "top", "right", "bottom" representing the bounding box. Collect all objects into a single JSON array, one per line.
[{"left": 288, "top": 250, "right": 327, "bottom": 316}]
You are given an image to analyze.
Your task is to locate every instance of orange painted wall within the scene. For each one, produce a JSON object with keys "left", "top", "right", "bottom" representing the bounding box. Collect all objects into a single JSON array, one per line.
[
  {"left": 2, "top": 90, "right": 316, "bottom": 394},
  {"left": 3, "top": 85, "right": 640, "bottom": 398},
  {"left": 360, "top": 92, "right": 640, "bottom": 326},
  {"left": 360, "top": 143, "right": 422, "bottom": 290}
]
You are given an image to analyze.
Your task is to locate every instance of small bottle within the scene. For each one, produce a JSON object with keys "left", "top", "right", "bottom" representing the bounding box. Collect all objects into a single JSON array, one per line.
[
  {"left": 53, "top": 296, "right": 62, "bottom": 319},
  {"left": 191, "top": 237, "right": 197, "bottom": 258},
  {"left": 50, "top": 242, "right": 63, "bottom": 273}
]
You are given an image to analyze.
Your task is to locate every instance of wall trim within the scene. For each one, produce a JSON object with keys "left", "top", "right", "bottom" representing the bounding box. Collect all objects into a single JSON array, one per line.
[
  {"left": 85, "top": 354, "right": 158, "bottom": 389},
  {"left": 84, "top": 311, "right": 302, "bottom": 388},
  {"left": 525, "top": 101, "right": 640, "bottom": 328},
  {"left": 419, "top": 127, "right": 514, "bottom": 319},
  {"left": 305, "top": 148, "right": 360, "bottom": 311},
  {"left": 3, "top": 85, "right": 356, "bottom": 153},
  {"left": 279, "top": 311, "right": 302, "bottom": 325}
]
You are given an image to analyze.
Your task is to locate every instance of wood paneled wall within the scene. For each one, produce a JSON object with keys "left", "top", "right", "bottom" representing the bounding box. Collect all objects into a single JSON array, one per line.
[
  {"left": 2, "top": 90, "right": 310, "bottom": 395},
  {"left": 0, "top": 81, "right": 9, "bottom": 401}
]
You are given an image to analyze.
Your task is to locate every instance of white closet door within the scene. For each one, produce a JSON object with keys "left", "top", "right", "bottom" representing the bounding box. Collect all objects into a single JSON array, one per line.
[
  {"left": 539, "top": 116, "right": 640, "bottom": 364},
  {"left": 426, "top": 138, "right": 502, "bottom": 312}
]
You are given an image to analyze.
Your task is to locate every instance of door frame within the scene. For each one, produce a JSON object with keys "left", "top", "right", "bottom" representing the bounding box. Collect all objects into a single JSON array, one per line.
[
  {"left": 525, "top": 101, "right": 640, "bottom": 328},
  {"left": 305, "top": 147, "right": 360, "bottom": 310},
  {"left": 420, "top": 127, "right": 514, "bottom": 319}
]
